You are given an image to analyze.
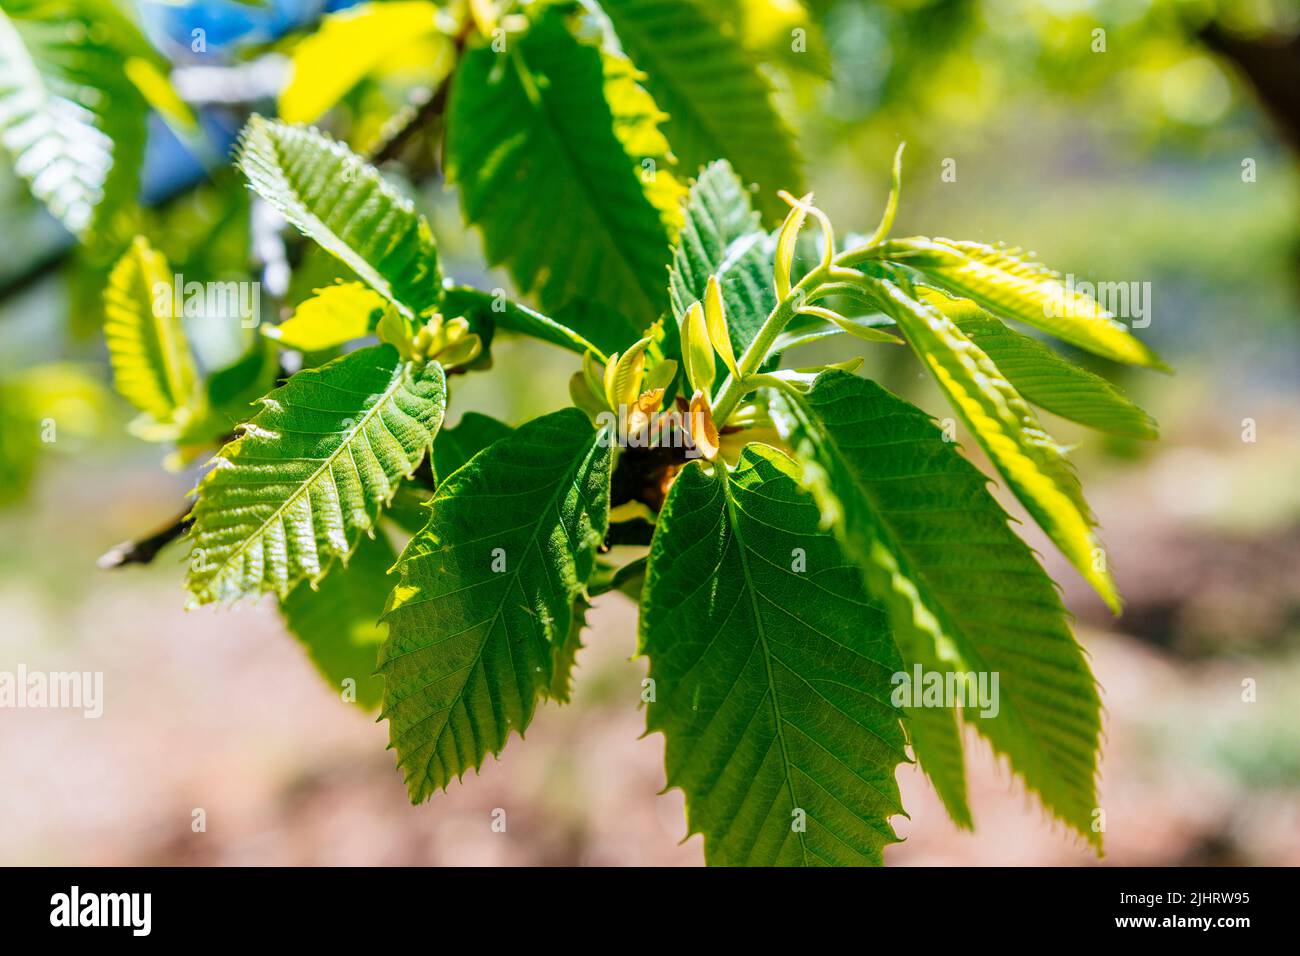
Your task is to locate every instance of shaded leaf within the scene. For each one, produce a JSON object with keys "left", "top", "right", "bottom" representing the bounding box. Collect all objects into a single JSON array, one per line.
[
  {"left": 281, "top": 530, "right": 396, "bottom": 710},
  {"left": 772, "top": 370, "right": 1103, "bottom": 848},
  {"left": 641, "top": 442, "right": 907, "bottom": 865},
  {"left": 600, "top": 0, "right": 803, "bottom": 219},
  {"left": 380, "top": 409, "right": 611, "bottom": 800},
  {"left": 445, "top": 11, "right": 673, "bottom": 328}
]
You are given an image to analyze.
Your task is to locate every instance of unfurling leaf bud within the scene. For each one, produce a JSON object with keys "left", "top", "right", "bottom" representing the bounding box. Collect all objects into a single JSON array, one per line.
[
  {"left": 688, "top": 390, "right": 720, "bottom": 462},
  {"left": 681, "top": 301, "right": 715, "bottom": 396},
  {"left": 601, "top": 335, "right": 653, "bottom": 413},
  {"left": 703, "top": 276, "right": 738, "bottom": 379},
  {"left": 774, "top": 190, "right": 813, "bottom": 300}
]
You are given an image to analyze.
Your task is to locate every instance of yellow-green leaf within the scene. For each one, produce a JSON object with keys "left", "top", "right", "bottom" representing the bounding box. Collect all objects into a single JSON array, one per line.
[
  {"left": 887, "top": 237, "right": 1168, "bottom": 370},
  {"left": 866, "top": 274, "right": 1120, "bottom": 612},
  {"left": 278, "top": 1, "right": 448, "bottom": 125},
  {"left": 103, "top": 236, "right": 202, "bottom": 430},
  {"left": 263, "top": 282, "right": 387, "bottom": 352}
]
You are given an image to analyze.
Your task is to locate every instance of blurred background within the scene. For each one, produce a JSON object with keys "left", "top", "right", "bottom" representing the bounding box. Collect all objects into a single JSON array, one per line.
[{"left": 1, "top": 0, "right": 1299, "bottom": 865}]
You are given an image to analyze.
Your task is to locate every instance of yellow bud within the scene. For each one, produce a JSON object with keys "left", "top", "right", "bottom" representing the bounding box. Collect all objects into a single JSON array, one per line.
[
  {"left": 570, "top": 370, "right": 607, "bottom": 421},
  {"left": 642, "top": 358, "right": 678, "bottom": 393},
  {"left": 435, "top": 333, "right": 482, "bottom": 369},
  {"left": 609, "top": 336, "right": 652, "bottom": 412},
  {"left": 626, "top": 387, "right": 665, "bottom": 436}
]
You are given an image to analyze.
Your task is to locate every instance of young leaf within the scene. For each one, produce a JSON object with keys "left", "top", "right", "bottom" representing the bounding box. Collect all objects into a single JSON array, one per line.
[
  {"left": 445, "top": 11, "right": 674, "bottom": 328},
  {"left": 280, "top": 531, "right": 396, "bottom": 710},
  {"left": 263, "top": 282, "right": 387, "bottom": 353},
  {"left": 930, "top": 294, "right": 1158, "bottom": 440},
  {"left": 379, "top": 409, "right": 612, "bottom": 800},
  {"left": 772, "top": 371, "right": 1103, "bottom": 848},
  {"left": 865, "top": 274, "right": 1120, "bottom": 611},
  {"left": 237, "top": 116, "right": 442, "bottom": 321},
  {"left": 668, "top": 160, "right": 776, "bottom": 359},
  {"left": 885, "top": 237, "right": 1167, "bottom": 369},
  {"left": 640, "top": 443, "right": 907, "bottom": 865},
  {"left": 186, "top": 345, "right": 446, "bottom": 606},
  {"left": 599, "top": 0, "right": 804, "bottom": 220},
  {"left": 103, "top": 236, "right": 202, "bottom": 431},
  {"left": 0, "top": 0, "right": 149, "bottom": 238},
  {"left": 278, "top": 1, "right": 447, "bottom": 125}
]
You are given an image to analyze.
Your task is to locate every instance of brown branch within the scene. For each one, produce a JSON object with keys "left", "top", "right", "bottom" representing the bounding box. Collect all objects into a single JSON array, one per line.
[{"left": 98, "top": 511, "right": 194, "bottom": 569}]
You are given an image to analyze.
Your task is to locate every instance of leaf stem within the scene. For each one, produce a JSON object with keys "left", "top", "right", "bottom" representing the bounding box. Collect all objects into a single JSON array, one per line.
[{"left": 711, "top": 263, "right": 830, "bottom": 423}]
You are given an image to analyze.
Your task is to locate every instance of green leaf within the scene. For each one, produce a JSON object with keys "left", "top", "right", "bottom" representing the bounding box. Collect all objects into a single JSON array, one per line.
[
  {"left": 445, "top": 11, "right": 673, "bottom": 328},
  {"left": 103, "top": 236, "right": 202, "bottom": 432},
  {"left": 441, "top": 286, "right": 611, "bottom": 364},
  {"left": 931, "top": 294, "right": 1159, "bottom": 440},
  {"left": 186, "top": 345, "right": 446, "bottom": 606},
  {"left": 281, "top": 531, "right": 396, "bottom": 710},
  {"left": 237, "top": 116, "right": 442, "bottom": 321},
  {"left": 865, "top": 274, "right": 1120, "bottom": 611},
  {"left": 772, "top": 370, "right": 1103, "bottom": 848},
  {"left": 431, "top": 411, "right": 513, "bottom": 485},
  {"left": 884, "top": 237, "right": 1167, "bottom": 369},
  {"left": 640, "top": 443, "right": 907, "bottom": 865},
  {"left": 600, "top": 0, "right": 804, "bottom": 220},
  {"left": 0, "top": 0, "right": 149, "bottom": 238},
  {"left": 667, "top": 160, "right": 776, "bottom": 360},
  {"left": 379, "top": 409, "right": 612, "bottom": 800},
  {"left": 903, "top": 703, "right": 973, "bottom": 830},
  {"left": 278, "top": 1, "right": 445, "bottom": 125},
  {"left": 263, "top": 282, "right": 387, "bottom": 353}
]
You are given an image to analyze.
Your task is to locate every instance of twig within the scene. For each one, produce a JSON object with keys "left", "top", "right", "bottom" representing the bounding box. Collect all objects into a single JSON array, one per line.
[{"left": 98, "top": 511, "right": 194, "bottom": 569}]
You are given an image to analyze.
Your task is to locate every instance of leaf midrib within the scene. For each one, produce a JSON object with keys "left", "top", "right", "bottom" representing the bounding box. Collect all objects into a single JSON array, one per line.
[
  {"left": 508, "top": 40, "right": 660, "bottom": 318},
  {"left": 720, "top": 467, "right": 809, "bottom": 865},
  {"left": 403, "top": 429, "right": 598, "bottom": 786},
  {"left": 202, "top": 356, "right": 414, "bottom": 593},
  {"left": 801, "top": 389, "right": 1092, "bottom": 820}
]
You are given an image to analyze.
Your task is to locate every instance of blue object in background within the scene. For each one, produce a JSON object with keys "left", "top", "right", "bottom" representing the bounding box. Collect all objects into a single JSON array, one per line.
[{"left": 140, "top": 0, "right": 361, "bottom": 61}]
